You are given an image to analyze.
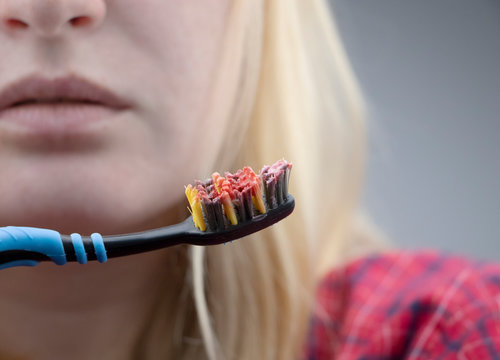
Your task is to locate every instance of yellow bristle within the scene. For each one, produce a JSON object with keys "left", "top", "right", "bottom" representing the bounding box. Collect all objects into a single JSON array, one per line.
[
  {"left": 221, "top": 193, "right": 238, "bottom": 226},
  {"left": 185, "top": 185, "right": 206, "bottom": 231},
  {"left": 212, "top": 172, "right": 222, "bottom": 194},
  {"left": 192, "top": 200, "right": 206, "bottom": 231},
  {"left": 252, "top": 185, "right": 266, "bottom": 214}
]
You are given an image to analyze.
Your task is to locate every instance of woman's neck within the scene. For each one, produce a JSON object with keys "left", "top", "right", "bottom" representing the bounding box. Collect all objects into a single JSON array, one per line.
[{"left": 0, "top": 247, "right": 172, "bottom": 360}]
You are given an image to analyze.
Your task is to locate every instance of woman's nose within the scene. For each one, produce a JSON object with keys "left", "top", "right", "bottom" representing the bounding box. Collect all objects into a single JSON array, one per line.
[{"left": 0, "top": 0, "right": 106, "bottom": 37}]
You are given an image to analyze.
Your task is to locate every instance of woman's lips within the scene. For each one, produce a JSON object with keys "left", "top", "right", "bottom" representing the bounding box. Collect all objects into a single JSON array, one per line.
[
  {"left": 0, "top": 75, "right": 132, "bottom": 145},
  {"left": 0, "top": 101, "right": 120, "bottom": 136},
  {"left": 0, "top": 102, "right": 130, "bottom": 150}
]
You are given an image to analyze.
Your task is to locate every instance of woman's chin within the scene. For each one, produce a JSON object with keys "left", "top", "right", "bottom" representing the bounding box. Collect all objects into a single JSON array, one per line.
[
  {"left": 2, "top": 210, "right": 129, "bottom": 236},
  {"left": 0, "top": 198, "right": 177, "bottom": 236}
]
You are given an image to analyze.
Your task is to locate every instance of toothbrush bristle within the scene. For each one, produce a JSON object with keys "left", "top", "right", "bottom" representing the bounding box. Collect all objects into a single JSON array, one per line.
[{"left": 185, "top": 159, "right": 293, "bottom": 231}]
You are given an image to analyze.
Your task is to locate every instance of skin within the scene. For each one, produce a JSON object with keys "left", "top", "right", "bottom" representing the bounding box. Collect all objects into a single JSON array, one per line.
[{"left": 0, "top": 1, "right": 233, "bottom": 359}]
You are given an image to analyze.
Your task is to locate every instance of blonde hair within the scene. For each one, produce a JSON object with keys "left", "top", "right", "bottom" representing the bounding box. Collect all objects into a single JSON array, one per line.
[{"left": 133, "top": 0, "right": 388, "bottom": 358}]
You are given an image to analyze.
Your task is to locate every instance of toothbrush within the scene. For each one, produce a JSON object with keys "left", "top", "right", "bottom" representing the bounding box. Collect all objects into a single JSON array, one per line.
[{"left": 0, "top": 159, "right": 294, "bottom": 270}]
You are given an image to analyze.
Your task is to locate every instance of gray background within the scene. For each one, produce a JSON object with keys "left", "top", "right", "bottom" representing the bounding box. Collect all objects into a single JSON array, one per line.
[{"left": 329, "top": 0, "right": 500, "bottom": 260}]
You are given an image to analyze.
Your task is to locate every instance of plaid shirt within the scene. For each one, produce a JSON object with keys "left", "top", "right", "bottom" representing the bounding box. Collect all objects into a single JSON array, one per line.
[{"left": 303, "top": 250, "right": 500, "bottom": 359}]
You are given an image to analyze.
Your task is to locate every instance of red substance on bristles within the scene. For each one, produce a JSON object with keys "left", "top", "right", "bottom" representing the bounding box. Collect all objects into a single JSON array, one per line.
[
  {"left": 194, "top": 166, "right": 261, "bottom": 202},
  {"left": 261, "top": 159, "right": 292, "bottom": 180},
  {"left": 227, "top": 167, "right": 260, "bottom": 193}
]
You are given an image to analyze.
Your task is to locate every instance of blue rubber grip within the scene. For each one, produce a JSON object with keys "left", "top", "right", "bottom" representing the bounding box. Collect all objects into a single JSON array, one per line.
[
  {"left": 91, "top": 233, "right": 107, "bottom": 263},
  {"left": 0, "top": 226, "right": 66, "bottom": 269},
  {"left": 71, "top": 233, "right": 87, "bottom": 264}
]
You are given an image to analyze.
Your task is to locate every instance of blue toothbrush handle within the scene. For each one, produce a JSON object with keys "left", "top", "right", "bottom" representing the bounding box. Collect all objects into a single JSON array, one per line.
[
  {"left": 0, "top": 227, "right": 66, "bottom": 269},
  {"left": 0, "top": 226, "right": 108, "bottom": 270},
  {"left": 0, "top": 193, "right": 295, "bottom": 270}
]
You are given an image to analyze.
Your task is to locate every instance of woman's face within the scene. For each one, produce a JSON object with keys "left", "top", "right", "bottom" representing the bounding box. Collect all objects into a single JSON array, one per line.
[{"left": 0, "top": 0, "right": 233, "bottom": 234}]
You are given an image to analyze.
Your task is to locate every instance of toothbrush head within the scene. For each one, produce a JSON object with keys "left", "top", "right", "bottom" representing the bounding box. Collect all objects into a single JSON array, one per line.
[{"left": 185, "top": 159, "right": 293, "bottom": 233}]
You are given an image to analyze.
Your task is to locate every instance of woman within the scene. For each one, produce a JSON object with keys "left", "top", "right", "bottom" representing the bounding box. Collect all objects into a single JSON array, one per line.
[{"left": 0, "top": 0, "right": 498, "bottom": 359}]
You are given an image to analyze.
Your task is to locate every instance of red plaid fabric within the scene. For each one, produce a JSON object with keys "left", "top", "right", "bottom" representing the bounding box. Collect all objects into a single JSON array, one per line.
[{"left": 303, "top": 250, "right": 500, "bottom": 359}]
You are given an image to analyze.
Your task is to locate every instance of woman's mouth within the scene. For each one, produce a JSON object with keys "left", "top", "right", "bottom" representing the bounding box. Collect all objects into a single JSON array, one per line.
[
  {"left": 0, "top": 75, "right": 131, "bottom": 144},
  {"left": 0, "top": 100, "right": 121, "bottom": 135}
]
